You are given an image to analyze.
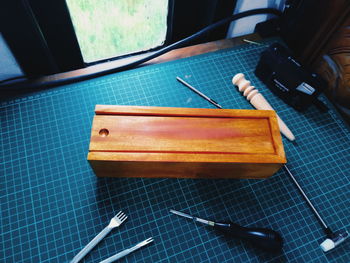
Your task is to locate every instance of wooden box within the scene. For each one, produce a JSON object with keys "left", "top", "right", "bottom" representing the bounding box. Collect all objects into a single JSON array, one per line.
[{"left": 88, "top": 105, "right": 286, "bottom": 179}]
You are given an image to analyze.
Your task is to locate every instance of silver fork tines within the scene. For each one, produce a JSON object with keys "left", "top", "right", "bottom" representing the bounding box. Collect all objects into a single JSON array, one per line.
[
  {"left": 70, "top": 211, "right": 127, "bottom": 263},
  {"left": 108, "top": 211, "right": 128, "bottom": 228}
]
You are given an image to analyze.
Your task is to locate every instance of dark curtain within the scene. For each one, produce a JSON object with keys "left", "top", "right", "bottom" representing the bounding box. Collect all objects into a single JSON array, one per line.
[{"left": 170, "top": 0, "right": 237, "bottom": 44}]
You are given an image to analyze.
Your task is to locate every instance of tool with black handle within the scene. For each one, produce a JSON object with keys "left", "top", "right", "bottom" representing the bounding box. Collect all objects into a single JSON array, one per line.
[{"left": 170, "top": 209, "right": 283, "bottom": 253}]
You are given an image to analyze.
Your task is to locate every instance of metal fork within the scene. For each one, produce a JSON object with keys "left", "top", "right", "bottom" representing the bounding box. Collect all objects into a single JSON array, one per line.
[
  {"left": 99, "top": 237, "right": 154, "bottom": 263},
  {"left": 70, "top": 211, "right": 128, "bottom": 263}
]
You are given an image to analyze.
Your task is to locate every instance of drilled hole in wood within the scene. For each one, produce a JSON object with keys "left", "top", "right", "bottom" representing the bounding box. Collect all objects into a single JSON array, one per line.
[{"left": 99, "top": 128, "right": 109, "bottom": 137}]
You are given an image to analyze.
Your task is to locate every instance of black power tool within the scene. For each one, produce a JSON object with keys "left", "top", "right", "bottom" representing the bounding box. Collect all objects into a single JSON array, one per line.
[{"left": 255, "top": 43, "right": 328, "bottom": 112}]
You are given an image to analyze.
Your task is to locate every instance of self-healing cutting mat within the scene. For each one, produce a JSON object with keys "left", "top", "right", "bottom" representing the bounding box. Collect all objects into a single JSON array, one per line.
[{"left": 1, "top": 39, "right": 350, "bottom": 263}]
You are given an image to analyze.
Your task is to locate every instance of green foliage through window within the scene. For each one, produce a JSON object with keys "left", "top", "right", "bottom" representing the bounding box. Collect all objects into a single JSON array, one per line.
[{"left": 66, "top": 0, "right": 168, "bottom": 63}]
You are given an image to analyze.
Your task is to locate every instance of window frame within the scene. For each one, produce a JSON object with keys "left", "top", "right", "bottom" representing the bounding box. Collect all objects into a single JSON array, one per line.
[{"left": 1, "top": 0, "right": 236, "bottom": 77}]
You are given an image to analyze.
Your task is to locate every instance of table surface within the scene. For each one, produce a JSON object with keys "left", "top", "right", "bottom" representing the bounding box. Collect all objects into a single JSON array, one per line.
[{"left": 1, "top": 38, "right": 350, "bottom": 263}]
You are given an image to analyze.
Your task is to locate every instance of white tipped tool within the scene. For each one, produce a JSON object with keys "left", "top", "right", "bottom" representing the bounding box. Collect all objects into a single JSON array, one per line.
[
  {"left": 232, "top": 73, "right": 295, "bottom": 141},
  {"left": 320, "top": 231, "right": 349, "bottom": 252}
]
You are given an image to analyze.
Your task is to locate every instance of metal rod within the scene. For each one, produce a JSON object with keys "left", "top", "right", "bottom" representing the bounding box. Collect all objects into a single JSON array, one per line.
[
  {"left": 170, "top": 209, "right": 215, "bottom": 226},
  {"left": 176, "top": 77, "right": 329, "bottom": 234},
  {"left": 242, "top": 39, "right": 263, "bottom": 45},
  {"left": 283, "top": 165, "right": 328, "bottom": 229},
  {"left": 176, "top": 77, "right": 223, "bottom": 109}
]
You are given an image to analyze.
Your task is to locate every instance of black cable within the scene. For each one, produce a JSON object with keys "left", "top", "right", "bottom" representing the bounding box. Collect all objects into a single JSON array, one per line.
[
  {"left": 2, "top": 8, "right": 282, "bottom": 90},
  {"left": 0, "top": 76, "right": 27, "bottom": 84}
]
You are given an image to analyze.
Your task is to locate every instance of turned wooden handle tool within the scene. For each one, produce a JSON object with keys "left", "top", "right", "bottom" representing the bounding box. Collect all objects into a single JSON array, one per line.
[{"left": 232, "top": 73, "right": 295, "bottom": 141}]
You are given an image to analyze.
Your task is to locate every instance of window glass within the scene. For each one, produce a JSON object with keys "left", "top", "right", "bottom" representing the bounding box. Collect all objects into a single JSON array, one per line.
[{"left": 66, "top": 0, "right": 168, "bottom": 63}]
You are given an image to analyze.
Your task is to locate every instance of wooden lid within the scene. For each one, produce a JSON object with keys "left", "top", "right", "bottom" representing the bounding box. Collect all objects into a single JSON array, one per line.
[{"left": 89, "top": 105, "right": 286, "bottom": 164}]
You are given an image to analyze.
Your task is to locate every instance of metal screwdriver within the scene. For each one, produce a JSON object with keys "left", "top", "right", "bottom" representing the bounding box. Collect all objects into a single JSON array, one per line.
[{"left": 170, "top": 209, "right": 283, "bottom": 253}]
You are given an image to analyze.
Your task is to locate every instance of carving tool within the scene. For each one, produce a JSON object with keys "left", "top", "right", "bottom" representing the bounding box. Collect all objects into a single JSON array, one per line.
[
  {"left": 231, "top": 74, "right": 348, "bottom": 251},
  {"left": 170, "top": 209, "right": 283, "bottom": 252},
  {"left": 176, "top": 74, "right": 348, "bottom": 252},
  {"left": 283, "top": 165, "right": 349, "bottom": 252},
  {"left": 176, "top": 77, "right": 223, "bottom": 109},
  {"left": 99, "top": 237, "right": 154, "bottom": 263},
  {"left": 232, "top": 73, "right": 295, "bottom": 141},
  {"left": 70, "top": 211, "right": 128, "bottom": 263}
]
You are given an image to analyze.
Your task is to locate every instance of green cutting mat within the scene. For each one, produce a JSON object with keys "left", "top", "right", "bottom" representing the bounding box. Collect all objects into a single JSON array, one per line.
[{"left": 1, "top": 39, "right": 350, "bottom": 263}]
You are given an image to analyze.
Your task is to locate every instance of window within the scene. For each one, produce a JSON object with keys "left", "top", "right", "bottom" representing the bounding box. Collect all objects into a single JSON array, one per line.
[
  {"left": 2, "top": 0, "right": 237, "bottom": 77},
  {"left": 65, "top": 0, "right": 169, "bottom": 63}
]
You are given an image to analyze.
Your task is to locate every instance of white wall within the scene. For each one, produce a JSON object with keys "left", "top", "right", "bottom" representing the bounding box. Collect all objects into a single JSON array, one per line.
[
  {"left": 226, "top": 0, "right": 286, "bottom": 38},
  {"left": 0, "top": 33, "right": 24, "bottom": 81}
]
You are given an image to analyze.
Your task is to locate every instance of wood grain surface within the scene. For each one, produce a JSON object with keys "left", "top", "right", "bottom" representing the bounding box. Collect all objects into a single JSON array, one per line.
[{"left": 88, "top": 105, "right": 286, "bottom": 179}]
